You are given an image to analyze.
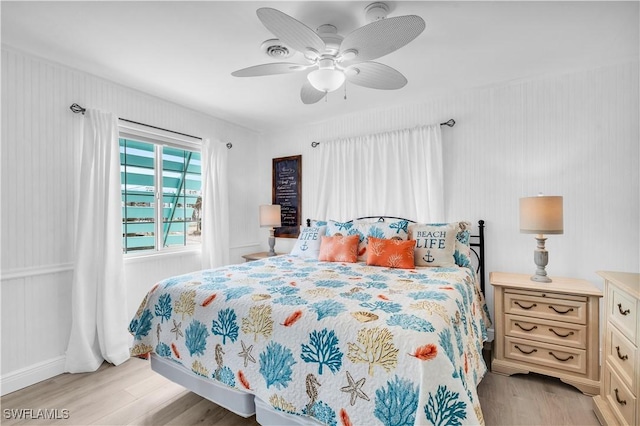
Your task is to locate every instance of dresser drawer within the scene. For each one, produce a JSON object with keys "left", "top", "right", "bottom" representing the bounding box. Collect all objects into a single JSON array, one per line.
[
  {"left": 606, "top": 323, "right": 638, "bottom": 391},
  {"left": 608, "top": 284, "right": 638, "bottom": 344},
  {"left": 504, "top": 291, "right": 587, "bottom": 325},
  {"left": 504, "top": 336, "right": 586, "bottom": 374},
  {"left": 603, "top": 364, "right": 637, "bottom": 426},
  {"left": 505, "top": 314, "right": 587, "bottom": 349}
]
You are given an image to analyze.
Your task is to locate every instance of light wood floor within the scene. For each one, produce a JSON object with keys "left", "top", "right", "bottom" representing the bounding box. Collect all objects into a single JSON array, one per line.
[{"left": 1, "top": 357, "right": 600, "bottom": 426}]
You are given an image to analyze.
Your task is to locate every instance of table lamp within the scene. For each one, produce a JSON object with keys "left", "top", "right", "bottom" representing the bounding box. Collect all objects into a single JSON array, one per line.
[
  {"left": 259, "top": 204, "right": 281, "bottom": 256},
  {"left": 519, "top": 195, "right": 563, "bottom": 282}
]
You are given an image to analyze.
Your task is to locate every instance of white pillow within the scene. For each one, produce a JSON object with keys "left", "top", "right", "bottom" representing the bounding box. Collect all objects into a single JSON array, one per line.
[{"left": 290, "top": 226, "right": 326, "bottom": 258}]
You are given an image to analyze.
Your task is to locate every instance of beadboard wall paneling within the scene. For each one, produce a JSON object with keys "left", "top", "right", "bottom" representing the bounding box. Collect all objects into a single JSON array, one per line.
[
  {"left": 1, "top": 46, "right": 261, "bottom": 273},
  {"left": 257, "top": 62, "right": 640, "bottom": 321},
  {"left": 1, "top": 270, "right": 72, "bottom": 388},
  {"left": 124, "top": 251, "right": 202, "bottom": 320},
  {"left": 0, "top": 46, "right": 261, "bottom": 389}
]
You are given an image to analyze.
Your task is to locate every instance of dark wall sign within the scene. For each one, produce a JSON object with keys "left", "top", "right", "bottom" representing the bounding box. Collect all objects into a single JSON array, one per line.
[{"left": 272, "top": 155, "right": 301, "bottom": 238}]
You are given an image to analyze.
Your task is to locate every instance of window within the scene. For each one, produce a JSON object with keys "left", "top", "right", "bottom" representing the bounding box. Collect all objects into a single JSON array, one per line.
[{"left": 120, "top": 130, "right": 202, "bottom": 254}]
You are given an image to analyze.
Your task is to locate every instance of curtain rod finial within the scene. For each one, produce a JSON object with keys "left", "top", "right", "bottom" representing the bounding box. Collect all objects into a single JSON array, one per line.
[{"left": 70, "top": 103, "right": 86, "bottom": 114}]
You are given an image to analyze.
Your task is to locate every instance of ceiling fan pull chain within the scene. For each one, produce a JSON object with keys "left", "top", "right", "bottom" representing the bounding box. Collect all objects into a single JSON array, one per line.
[{"left": 344, "top": 82, "right": 347, "bottom": 100}]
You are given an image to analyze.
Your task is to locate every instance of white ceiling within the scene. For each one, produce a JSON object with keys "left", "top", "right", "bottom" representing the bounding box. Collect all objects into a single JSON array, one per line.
[{"left": 2, "top": 1, "right": 638, "bottom": 132}]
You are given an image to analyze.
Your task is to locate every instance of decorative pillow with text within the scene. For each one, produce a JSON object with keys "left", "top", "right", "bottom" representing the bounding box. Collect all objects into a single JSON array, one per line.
[
  {"left": 290, "top": 226, "right": 326, "bottom": 259},
  {"left": 408, "top": 223, "right": 457, "bottom": 267},
  {"left": 427, "top": 221, "right": 473, "bottom": 268}
]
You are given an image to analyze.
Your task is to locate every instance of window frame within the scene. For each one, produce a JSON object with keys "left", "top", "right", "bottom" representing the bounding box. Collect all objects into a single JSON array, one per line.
[{"left": 119, "top": 122, "right": 203, "bottom": 258}]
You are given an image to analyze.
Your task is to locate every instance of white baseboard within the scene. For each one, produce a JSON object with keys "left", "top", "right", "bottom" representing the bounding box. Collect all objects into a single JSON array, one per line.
[{"left": 1, "top": 356, "right": 66, "bottom": 396}]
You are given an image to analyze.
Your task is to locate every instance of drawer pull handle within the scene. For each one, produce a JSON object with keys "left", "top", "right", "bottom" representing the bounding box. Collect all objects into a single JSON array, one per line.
[
  {"left": 615, "top": 346, "right": 628, "bottom": 361},
  {"left": 514, "top": 301, "right": 537, "bottom": 310},
  {"left": 548, "top": 305, "right": 574, "bottom": 314},
  {"left": 514, "top": 345, "right": 537, "bottom": 355},
  {"left": 548, "top": 328, "right": 574, "bottom": 338},
  {"left": 515, "top": 322, "right": 537, "bottom": 332},
  {"left": 614, "top": 388, "right": 627, "bottom": 406},
  {"left": 548, "top": 351, "right": 574, "bottom": 362},
  {"left": 617, "top": 303, "right": 630, "bottom": 316}
]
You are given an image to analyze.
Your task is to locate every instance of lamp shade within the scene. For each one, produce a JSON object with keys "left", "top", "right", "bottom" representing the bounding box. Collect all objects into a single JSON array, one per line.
[
  {"left": 307, "top": 69, "right": 345, "bottom": 93},
  {"left": 259, "top": 204, "right": 281, "bottom": 228},
  {"left": 519, "top": 196, "right": 563, "bottom": 234}
]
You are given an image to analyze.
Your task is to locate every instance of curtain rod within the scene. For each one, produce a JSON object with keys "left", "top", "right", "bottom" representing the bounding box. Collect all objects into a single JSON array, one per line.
[
  {"left": 69, "top": 103, "right": 233, "bottom": 149},
  {"left": 310, "top": 119, "right": 456, "bottom": 148}
]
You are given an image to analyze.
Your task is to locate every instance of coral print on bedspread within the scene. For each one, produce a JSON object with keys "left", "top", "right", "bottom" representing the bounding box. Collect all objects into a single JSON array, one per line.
[{"left": 129, "top": 255, "right": 491, "bottom": 426}]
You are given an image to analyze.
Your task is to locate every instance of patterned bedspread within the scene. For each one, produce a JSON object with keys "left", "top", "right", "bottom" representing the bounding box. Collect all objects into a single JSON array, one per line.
[{"left": 129, "top": 255, "right": 492, "bottom": 426}]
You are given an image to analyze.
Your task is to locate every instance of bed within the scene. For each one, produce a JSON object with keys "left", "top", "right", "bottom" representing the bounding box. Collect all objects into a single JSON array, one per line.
[{"left": 129, "top": 218, "right": 491, "bottom": 426}]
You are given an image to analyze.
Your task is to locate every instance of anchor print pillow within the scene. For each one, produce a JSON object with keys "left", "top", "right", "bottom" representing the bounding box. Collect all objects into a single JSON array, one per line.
[
  {"left": 290, "top": 226, "right": 326, "bottom": 259},
  {"left": 408, "top": 223, "right": 457, "bottom": 267}
]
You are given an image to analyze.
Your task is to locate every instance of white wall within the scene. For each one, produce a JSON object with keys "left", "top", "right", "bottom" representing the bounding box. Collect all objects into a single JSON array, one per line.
[
  {"left": 0, "top": 46, "right": 262, "bottom": 394},
  {"left": 257, "top": 62, "right": 640, "bottom": 326},
  {"left": 2, "top": 43, "right": 637, "bottom": 395}
]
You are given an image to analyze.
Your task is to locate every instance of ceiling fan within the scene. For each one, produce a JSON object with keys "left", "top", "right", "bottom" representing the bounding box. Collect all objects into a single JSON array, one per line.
[{"left": 231, "top": 3, "right": 426, "bottom": 104}]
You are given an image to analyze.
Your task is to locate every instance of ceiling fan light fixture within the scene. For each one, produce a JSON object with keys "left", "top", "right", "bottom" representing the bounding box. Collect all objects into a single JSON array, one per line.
[{"left": 307, "top": 68, "right": 345, "bottom": 93}]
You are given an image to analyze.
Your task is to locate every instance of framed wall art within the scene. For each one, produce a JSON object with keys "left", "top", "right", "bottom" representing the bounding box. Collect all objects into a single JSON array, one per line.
[{"left": 272, "top": 155, "right": 301, "bottom": 238}]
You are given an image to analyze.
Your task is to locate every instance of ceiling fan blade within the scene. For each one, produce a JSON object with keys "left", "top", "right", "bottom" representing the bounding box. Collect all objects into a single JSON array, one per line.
[
  {"left": 231, "top": 62, "right": 308, "bottom": 77},
  {"left": 339, "top": 15, "right": 425, "bottom": 65},
  {"left": 345, "top": 62, "right": 407, "bottom": 90},
  {"left": 257, "top": 8, "right": 325, "bottom": 58},
  {"left": 301, "top": 81, "right": 326, "bottom": 104}
]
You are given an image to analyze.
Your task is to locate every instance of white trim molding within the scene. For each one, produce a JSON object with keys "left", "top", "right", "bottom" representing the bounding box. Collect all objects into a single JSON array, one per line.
[
  {"left": 1, "top": 356, "right": 66, "bottom": 396},
  {"left": 1, "top": 263, "right": 74, "bottom": 281}
]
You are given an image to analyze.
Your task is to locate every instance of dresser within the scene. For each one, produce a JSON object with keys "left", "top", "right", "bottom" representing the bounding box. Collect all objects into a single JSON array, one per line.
[
  {"left": 491, "top": 272, "right": 602, "bottom": 395},
  {"left": 593, "top": 271, "right": 640, "bottom": 426}
]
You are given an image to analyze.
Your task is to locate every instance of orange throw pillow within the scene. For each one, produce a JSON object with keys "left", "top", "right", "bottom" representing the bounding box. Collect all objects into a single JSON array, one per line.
[
  {"left": 366, "top": 237, "right": 416, "bottom": 269},
  {"left": 318, "top": 234, "right": 359, "bottom": 263}
]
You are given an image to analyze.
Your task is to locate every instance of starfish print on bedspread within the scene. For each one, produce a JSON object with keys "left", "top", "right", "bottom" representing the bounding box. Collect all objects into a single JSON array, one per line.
[
  {"left": 340, "top": 370, "right": 370, "bottom": 406},
  {"left": 238, "top": 340, "right": 256, "bottom": 367},
  {"left": 171, "top": 319, "right": 183, "bottom": 340}
]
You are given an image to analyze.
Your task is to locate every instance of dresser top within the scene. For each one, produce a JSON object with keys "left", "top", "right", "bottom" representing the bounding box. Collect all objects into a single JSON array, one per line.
[
  {"left": 597, "top": 270, "right": 640, "bottom": 298},
  {"left": 490, "top": 271, "right": 603, "bottom": 297}
]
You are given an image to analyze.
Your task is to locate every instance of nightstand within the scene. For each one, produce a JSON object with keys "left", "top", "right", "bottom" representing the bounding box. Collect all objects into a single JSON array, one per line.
[
  {"left": 241, "top": 252, "right": 281, "bottom": 262},
  {"left": 490, "top": 271, "right": 602, "bottom": 395}
]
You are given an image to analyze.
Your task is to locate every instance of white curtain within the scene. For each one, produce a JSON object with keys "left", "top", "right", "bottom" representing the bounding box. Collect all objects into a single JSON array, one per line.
[
  {"left": 201, "top": 138, "right": 230, "bottom": 269},
  {"left": 315, "top": 124, "right": 444, "bottom": 222},
  {"left": 65, "top": 109, "right": 130, "bottom": 373}
]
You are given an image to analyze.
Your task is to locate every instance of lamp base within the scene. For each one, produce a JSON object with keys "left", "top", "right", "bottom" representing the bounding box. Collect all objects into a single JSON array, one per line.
[
  {"left": 530, "top": 273, "right": 552, "bottom": 283},
  {"left": 267, "top": 230, "right": 276, "bottom": 257},
  {"left": 530, "top": 235, "right": 552, "bottom": 283}
]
